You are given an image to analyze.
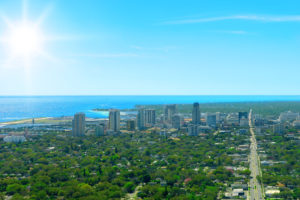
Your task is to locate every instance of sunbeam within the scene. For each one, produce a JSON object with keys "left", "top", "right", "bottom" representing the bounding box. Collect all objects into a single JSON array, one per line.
[{"left": 0, "top": 0, "right": 57, "bottom": 68}]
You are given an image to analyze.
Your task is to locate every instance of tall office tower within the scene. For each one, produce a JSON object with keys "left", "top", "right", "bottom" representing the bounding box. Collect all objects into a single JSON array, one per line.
[
  {"left": 192, "top": 102, "right": 201, "bottom": 125},
  {"left": 127, "top": 120, "right": 136, "bottom": 131},
  {"left": 238, "top": 112, "right": 248, "bottom": 123},
  {"left": 206, "top": 113, "right": 217, "bottom": 127},
  {"left": 95, "top": 124, "right": 105, "bottom": 136},
  {"left": 145, "top": 109, "right": 156, "bottom": 126},
  {"left": 72, "top": 112, "right": 86, "bottom": 136},
  {"left": 137, "top": 108, "right": 145, "bottom": 130},
  {"left": 171, "top": 114, "right": 181, "bottom": 129},
  {"left": 109, "top": 109, "right": 120, "bottom": 132},
  {"left": 188, "top": 124, "right": 198, "bottom": 136},
  {"left": 164, "top": 104, "right": 177, "bottom": 122},
  {"left": 216, "top": 112, "right": 221, "bottom": 123}
]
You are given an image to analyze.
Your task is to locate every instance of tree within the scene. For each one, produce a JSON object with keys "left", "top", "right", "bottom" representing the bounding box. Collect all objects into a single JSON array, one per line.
[
  {"left": 124, "top": 182, "right": 135, "bottom": 193},
  {"left": 6, "top": 184, "right": 25, "bottom": 195},
  {"left": 0, "top": 193, "right": 4, "bottom": 200},
  {"left": 11, "top": 194, "right": 25, "bottom": 200}
]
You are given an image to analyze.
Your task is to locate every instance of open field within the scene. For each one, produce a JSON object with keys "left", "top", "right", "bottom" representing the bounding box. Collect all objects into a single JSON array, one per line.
[{"left": 0, "top": 117, "right": 72, "bottom": 126}]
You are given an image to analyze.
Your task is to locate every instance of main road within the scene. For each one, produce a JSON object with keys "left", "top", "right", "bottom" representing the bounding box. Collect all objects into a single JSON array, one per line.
[{"left": 248, "top": 109, "right": 264, "bottom": 200}]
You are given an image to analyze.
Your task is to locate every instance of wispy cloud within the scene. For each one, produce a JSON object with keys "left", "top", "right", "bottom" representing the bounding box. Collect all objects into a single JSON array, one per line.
[
  {"left": 130, "top": 45, "right": 177, "bottom": 52},
  {"left": 74, "top": 53, "right": 139, "bottom": 58},
  {"left": 130, "top": 45, "right": 143, "bottom": 50},
  {"left": 215, "top": 30, "right": 248, "bottom": 35},
  {"left": 164, "top": 15, "right": 300, "bottom": 24}
]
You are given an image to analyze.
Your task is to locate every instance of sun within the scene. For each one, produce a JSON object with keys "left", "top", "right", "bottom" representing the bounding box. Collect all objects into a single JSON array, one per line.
[
  {"left": 0, "top": 1, "right": 57, "bottom": 67},
  {"left": 6, "top": 21, "right": 44, "bottom": 58}
]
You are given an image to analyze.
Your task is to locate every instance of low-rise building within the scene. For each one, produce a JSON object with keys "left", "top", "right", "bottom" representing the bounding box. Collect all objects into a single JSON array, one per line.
[
  {"left": 126, "top": 120, "right": 136, "bottom": 131},
  {"left": 3, "top": 135, "right": 26, "bottom": 143},
  {"left": 272, "top": 123, "right": 285, "bottom": 134}
]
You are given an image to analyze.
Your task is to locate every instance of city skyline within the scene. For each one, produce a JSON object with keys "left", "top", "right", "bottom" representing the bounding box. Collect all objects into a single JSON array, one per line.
[
  {"left": 0, "top": 1, "right": 299, "bottom": 198},
  {"left": 0, "top": 0, "right": 300, "bottom": 95}
]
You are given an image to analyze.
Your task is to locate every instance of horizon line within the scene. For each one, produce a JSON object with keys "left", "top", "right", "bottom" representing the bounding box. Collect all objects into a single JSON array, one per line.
[{"left": 1, "top": 94, "right": 300, "bottom": 97}]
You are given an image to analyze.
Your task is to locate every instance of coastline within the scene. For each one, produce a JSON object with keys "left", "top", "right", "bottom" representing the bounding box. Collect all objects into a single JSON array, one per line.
[
  {"left": 0, "top": 117, "right": 73, "bottom": 126},
  {"left": 1, "top": 97, "right": 300, "bottom": 123}
]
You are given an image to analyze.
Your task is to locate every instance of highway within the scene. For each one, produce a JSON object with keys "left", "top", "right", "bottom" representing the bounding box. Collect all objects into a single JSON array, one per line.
[{"left": 248, "top": 110, "right": 264, "bottom": 200}]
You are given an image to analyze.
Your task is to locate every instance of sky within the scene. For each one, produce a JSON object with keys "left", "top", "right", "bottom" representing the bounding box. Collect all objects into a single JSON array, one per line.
[{"left": 0, "top": 0, "right": 300, "bottom": 95}]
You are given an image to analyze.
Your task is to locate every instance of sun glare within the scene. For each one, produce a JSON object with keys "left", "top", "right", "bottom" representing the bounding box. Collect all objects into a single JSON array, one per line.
[
  {"left": 6, "top": 22, "right": 44, "bottom": 58},
  {"left": 0, "top": 1, "right": 55, "bottom": 67}
]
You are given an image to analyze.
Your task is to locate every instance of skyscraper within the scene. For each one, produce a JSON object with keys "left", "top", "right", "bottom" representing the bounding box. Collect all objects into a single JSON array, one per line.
[
  {"left": 95, "top": 123, "right": 105, "bottom": 136},
  {"left": 145, "top": 109, "right": 156, "bottom": 126},
  {"left": 164, "top": 104, "right": 177, "bottom": 122},
  {"left": 137, "top": 108, "right": 145, "bottom": 130},
  {"left": 109, "top": 109, "right": 120, "bottom": 132},
  {"left": 192, "top": 102, "right": 200, "bottom": 125},
  {"left": 72, "top": 112, "right": 85, "bottom": 137},
  {"left": 171, "top": 114, "right": 181, "bottom": 129}
]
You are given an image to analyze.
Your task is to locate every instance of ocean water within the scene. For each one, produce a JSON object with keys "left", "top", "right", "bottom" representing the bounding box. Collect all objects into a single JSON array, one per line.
[{"left": 0, "top": 95, "right": 300, "bottom": 122}]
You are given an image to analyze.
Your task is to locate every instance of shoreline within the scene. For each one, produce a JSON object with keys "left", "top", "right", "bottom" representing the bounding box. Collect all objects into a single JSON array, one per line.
[
  {"left": 0, "top": 117, "right": 70, "bottom": 126},
  {"left": 1, "top": 101, "right": 300, "bottom": 124}
]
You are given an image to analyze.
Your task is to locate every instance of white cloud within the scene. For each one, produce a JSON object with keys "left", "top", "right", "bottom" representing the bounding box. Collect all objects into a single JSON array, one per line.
[
  {"left": 74, "top": 53, "right": 139, "bottom": 58},
  {"left": 165, "top": 15, "right": 300, "bottom": 24},
  {"left": 215, "top": 30, "right": 248, "bottom": 35},
  {"left": 130, "top": 45, "right": 177, "bottom": 52}
]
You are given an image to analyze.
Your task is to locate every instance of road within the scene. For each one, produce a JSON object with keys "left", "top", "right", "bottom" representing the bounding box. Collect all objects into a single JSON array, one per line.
[
  {"left": 248, "top": 110, "right": 264, "bottom": 200},
  {"left": 124, "top": 183, "right": 142, "bottom": 200}
]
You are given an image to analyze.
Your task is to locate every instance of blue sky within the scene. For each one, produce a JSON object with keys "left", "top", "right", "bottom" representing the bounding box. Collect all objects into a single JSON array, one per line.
[{"left": 0, "top": 0, "right": 300, "bottom": 95}]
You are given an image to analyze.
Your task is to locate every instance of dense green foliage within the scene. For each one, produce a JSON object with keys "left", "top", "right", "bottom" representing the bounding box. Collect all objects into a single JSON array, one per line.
[
  {"left": 257, "top": 131, "right": 300, "bottom": 199},
  {"left": 0, "top": 131, "right": 249, "bottom": 199}
]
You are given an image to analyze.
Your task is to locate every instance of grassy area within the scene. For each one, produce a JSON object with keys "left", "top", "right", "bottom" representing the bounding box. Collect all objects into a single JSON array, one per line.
[
  {"left": 34, "top": 118, "right": 72, "bottom": 124},
  {"left": 0, "top": 117, "right": 72, "bottom": 126}
]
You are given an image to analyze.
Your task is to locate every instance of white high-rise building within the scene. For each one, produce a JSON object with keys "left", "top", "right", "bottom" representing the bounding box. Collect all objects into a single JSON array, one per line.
[
  {"left": 109, "top": 109, "right": 120, "bottom": 132},
  {"left": 72, "top": 112, "right": 86, "bottom": 136},
  {"left": 164, "top": 104, "right": 177, "bottom": 122},
  {"left": 145, "top": 109, "right": 156, "bottom": 126}
]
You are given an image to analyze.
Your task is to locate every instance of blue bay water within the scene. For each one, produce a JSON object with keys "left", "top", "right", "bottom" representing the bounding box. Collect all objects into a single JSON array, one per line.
[{"left": 0, "top": 95, "right": 300, "bottom": 122}]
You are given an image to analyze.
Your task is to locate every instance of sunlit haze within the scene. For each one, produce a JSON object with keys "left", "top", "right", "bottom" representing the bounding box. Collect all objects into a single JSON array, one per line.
[
  {"left": 0, "top": 1, "right": 299, "bottom": 200},
  {"left": 0, "top": 0, "right": 300, "bottom": 95},
  {"left": 6, "top": 21, "right": 43, "bottom": 58}
]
